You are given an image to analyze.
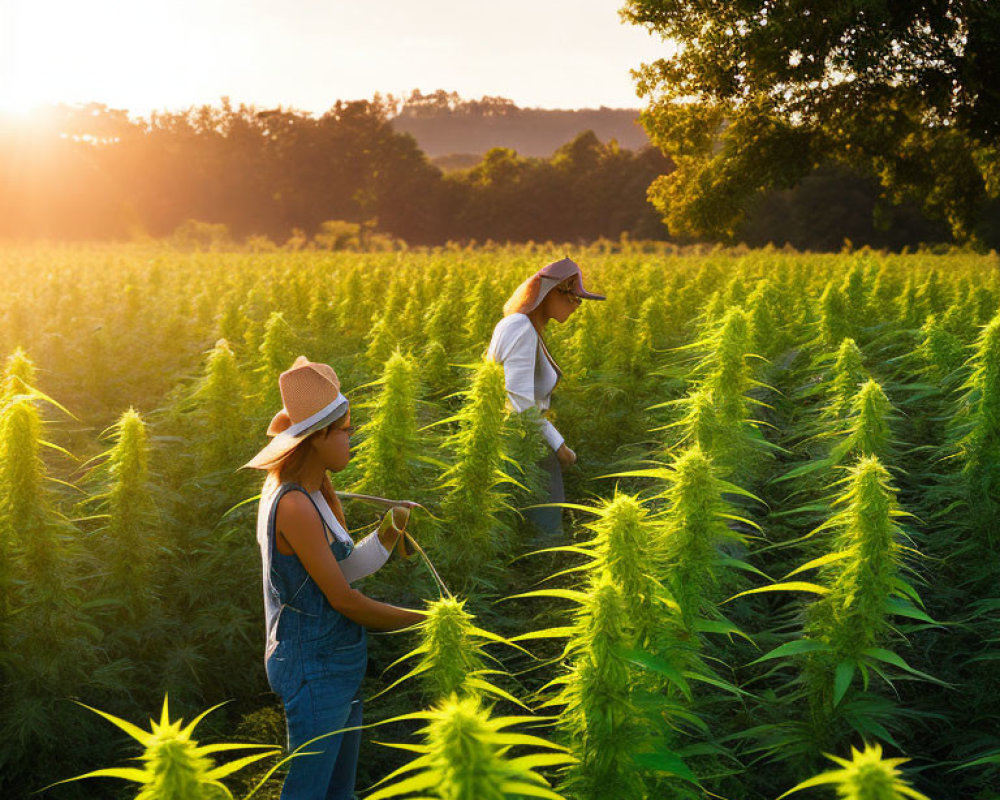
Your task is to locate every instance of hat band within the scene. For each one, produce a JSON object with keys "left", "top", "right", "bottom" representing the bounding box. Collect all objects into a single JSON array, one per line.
[{"left": 282, "top": 394, "right": 349, "bottom": 439}]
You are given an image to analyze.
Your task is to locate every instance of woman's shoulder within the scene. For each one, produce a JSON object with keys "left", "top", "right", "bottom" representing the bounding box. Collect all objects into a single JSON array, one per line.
[
  {"left": 274, "top": 484, "right": 312, "bottom": 513},
  {"left": 493, "top": 313, "right": 535, "bottom": 340},
  {"left": 274, "top": 488, "right": 324, "bottom": 534}
]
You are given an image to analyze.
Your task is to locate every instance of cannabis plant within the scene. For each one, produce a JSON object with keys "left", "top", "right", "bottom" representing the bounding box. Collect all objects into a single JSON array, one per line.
[
  {"left": 254, "top": 311, "right": 299, "bottom": 417},
  {"left": 436, "top": 360, "right": 513, "bottom": 590},
  {"left": 50, "top": 695, "right": 283, "bottom": 800},
  {"left": 779, "top": 742, "right": 929, "bottom": 800},
  {"left": 191, "top": 338, "right": 249, "bottom": 475},
  {"left": 352, "top": 349, "right": 424, "bottom": 502},
  {"left": 380, "top": 596, "right": 525, "bottom": 705},
  {"left": 1, "top": 346, "right": 36, "bottom": 403},
  {"left": 85, "top": 408, "right": 159, "bottom": 622},
  {"left": 548, "top": 577, "right": 650, "bottom": 800},
  {"left": 367, "top": 693, "right": 572, "bottom": 800},
  {"left": 825, "top": 339, "right": 868, "bottom": 422},
  {"left": 831, "top": 380, "right": 896, "bottom": 465}
]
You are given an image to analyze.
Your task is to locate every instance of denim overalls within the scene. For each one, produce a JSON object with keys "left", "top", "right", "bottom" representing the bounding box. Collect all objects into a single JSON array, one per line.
[{"left": 258, "top": 480, "right": 367, "bottom": 800}]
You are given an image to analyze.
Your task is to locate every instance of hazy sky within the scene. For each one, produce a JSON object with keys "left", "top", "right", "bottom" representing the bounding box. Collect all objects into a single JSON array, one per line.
[{"left": 0, "top": 1, "right": 671, "bottom": 116}]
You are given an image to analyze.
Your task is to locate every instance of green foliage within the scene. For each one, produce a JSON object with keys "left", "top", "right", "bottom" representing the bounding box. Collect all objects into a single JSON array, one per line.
[
  {"left": 435, "top": 360, "right": 512, "bottom": 590},
  {"left": 172, "top": 220, "right": 233, "bottom": 252},
  {"left": 820, "top": 283, "right": 852, "bottom": 351},
  {"left": 52, "top": 696, "right": 281, "bottom": 800},
  {"left": 4, "top": 246, "right": 1000, "bottom": 800},
  {"left": 553, "top": 577, "right": 649, "bottom": 800},
  {"left": 672, "top": 307, "right": 769, "bottom": 478},
  {"left": 0, "top": 393, "right": 99, "bottom": 788},
  {"left": 255, "top": 312, "right": 299, "bottom": 415},
  {"left": 411, "top": 597, "right": 487, "bottom": 700},
  {"left": 916, "top": 315, "right": 965, "bottom": 384},
  {"left": 314, "top": 219, "right": 361, "bottom": 251},
  {"left": 748, "top": 280, "right": 782, "bottom": 359},
  {"left": 567, "top": 298, "right": 603, "bottom": 374},
  {"left": 91, "top": 408, "right": 159, "bottom": 622},
  {"left": 896, "top": 278, "right": 924, "bottom": 329},
  {"left": 423, "top": 338, "right": 452, "bottom": 395},
  {"left": 366, "top": 317, "right": 397, "bottom": 373},
  {"left": 745, "top": 456, "right": 930, "bottom": 760},
  {"left": 368, "top": 694, "right": 572, "bottom": 800},
  {"left": 0, "top": 396, "right": 62, "bottom": 591},
  {"left": 833, "top": 380, "right": 896, "bottom": 464},
  {"left": 779, "top": 742, "right": 929, "bottom": 800},
  {"left": 841, "top": 261, "right": 870, "bottom": 331},
  {"left": 499, "top": 405, "right": 547, "bottom": 511},
  {"left": 656, "top": 446, "right": 750, "bottom": 635},
  {"left": 353, "top": 350, "right": 423, "bottom": 501},
  {"left": 623, "top": 0, "right": 1000, "bottom": 243},
  {"left": 1, "top": 347, "right": 36, "bottom": 402},
  {"left": 804, "top": 458, "right": 911, "bottom": 667},
  {"left": 826, "top": 339, "right": 868, "bottom": 421},
  {"left": 585, "top": 494, "right": 671, "bottom": 649},
  {"left": 425, "top": 278, "right": 464, "bottom": 356},
  {"left": 192, "top": 339, "right": 249, "bottom": 473},
  {"left": 955, "top": 311, "right": 1000, "bottom": 545},
  {"left": 465, "top": 274, "right": 499, "bottom": 356},
  {"left": 385, "top": 596, "right": 526, "bottom": 706}
]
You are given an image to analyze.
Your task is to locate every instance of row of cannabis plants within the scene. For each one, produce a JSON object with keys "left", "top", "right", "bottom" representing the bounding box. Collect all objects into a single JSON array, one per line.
[{"left": 2, "top": 244, "right": 999, "bottom": 797}]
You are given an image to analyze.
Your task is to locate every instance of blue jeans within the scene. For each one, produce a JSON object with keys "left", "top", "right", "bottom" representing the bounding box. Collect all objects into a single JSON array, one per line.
[
  {"left": 525, "top": 450, "right": 564, "bottom": 538},
  {"left": 280, "top": 681, "right": 364, "bottom": 800}
]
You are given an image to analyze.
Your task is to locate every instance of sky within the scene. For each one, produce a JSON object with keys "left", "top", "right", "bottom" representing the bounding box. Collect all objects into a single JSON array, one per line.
[{"left": 0, "top": 0, "right": 672, "bottom": 117}]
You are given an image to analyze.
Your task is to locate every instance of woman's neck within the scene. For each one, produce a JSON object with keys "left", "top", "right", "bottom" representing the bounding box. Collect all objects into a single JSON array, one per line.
[
  {"left": 527, "top": 307, "right": 549, "bottom": 336},
  {"left": 296, "top": 454, "right": 327, "bottom": 493}
]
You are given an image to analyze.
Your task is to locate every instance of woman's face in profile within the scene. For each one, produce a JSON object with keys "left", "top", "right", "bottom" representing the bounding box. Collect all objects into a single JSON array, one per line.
[
  {"left": 315, "top": 411, "right": 353, "bottom": 472},
  {"left": 546, "top": 285, "right": 582, "bottom": 323}
]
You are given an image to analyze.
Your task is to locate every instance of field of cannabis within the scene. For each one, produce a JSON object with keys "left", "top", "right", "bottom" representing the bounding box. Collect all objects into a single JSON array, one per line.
[{"left": 1, "top": 242, "right": 998, "bottom": 800}]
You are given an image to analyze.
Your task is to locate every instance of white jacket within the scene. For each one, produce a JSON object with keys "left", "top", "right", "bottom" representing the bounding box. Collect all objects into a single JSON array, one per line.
[{"left": 486, "top": 313, "right": 564, "bottom": 451}]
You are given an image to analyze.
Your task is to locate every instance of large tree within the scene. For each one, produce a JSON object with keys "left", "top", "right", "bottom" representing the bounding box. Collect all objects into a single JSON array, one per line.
[{"left": 623, "top": 0, "right": 1000, "bottom": 243}]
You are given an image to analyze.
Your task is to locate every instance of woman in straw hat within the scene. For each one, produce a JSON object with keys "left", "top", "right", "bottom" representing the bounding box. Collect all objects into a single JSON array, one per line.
[
  {"left": 244, "top": 356, "right": 424, "bottom": 800},
  {"left": 486, "top": 257, "right": 605, "bottom": 537}
]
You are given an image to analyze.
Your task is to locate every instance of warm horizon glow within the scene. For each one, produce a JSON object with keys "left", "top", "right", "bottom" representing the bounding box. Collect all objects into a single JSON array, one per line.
[{"left": 0, "top": 0, "right": 672, "bottom": 118}]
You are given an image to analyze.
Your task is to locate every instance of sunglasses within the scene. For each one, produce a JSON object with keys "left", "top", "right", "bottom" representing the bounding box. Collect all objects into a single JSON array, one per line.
[{"left": 556, "top": 287, "right": 582, "bottom": 305}]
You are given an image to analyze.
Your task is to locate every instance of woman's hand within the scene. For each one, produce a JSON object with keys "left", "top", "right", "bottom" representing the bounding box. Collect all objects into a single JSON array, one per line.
[
  {"left": 377, "top": 506, "right": 409, "bottom": 553},
  {"left": 556, "top": 443, "right": 577, "bottom": 467},
  {"left": 276, "top": 491, "right": 422, "bottom": 631}
]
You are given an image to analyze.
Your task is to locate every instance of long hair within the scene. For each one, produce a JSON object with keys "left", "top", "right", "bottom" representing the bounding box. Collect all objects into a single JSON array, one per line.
[
  {"left": 503, "top": 276, "right": 542, "bottom": 316},
  {"left": 502, "top": 275, "right": 575, "bottom": 316},
  {"left": 261, "top": 417, "right": 349, "bottom": 529}
]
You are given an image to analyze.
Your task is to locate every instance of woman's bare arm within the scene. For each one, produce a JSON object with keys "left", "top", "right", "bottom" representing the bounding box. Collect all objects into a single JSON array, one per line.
[{"left": 276, "top": 491, "right": 423, "bottom": 631}]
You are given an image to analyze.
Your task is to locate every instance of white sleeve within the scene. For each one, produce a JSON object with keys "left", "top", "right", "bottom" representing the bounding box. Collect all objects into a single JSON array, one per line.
[
  {"left": 338, "top": 531, "right": 391, "bottom": 584},
  {"left": 538, "top": 418, "right": 565, "bottom": 452},
  {"left": 494, "top": 323, "right": 565, "bottom": 452}
]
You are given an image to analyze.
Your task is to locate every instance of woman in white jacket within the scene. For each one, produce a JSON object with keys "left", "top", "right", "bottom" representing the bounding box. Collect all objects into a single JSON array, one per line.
[{"left": 486, "top": 257, "right": 605, "bottom": 536}]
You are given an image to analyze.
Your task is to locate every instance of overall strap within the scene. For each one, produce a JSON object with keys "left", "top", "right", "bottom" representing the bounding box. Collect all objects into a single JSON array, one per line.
[
  {"left": 266, "top": 482, "right": 336, "bottom": 608},
  {"left": 270, "top": 482, "right": 336, "bottom": 548}
]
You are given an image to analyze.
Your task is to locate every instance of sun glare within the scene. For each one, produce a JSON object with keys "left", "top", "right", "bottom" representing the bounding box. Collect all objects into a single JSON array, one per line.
[{"left": 0, "top": 1, "right": 176, "bottom": 117}]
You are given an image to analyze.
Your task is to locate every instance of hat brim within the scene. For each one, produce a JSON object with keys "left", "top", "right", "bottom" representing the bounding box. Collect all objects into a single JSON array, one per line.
[{"left": 243, "top": 401, "right": 350, "bottom": 470}]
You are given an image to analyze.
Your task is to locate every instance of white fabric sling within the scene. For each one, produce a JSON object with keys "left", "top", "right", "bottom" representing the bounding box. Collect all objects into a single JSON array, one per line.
[{"left": 309, "top": 490, "right": 390, "bottom": 584}]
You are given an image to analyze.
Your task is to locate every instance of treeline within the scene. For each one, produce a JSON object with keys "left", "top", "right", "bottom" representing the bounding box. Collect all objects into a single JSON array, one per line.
[
  {"left": 0, "top": 100, "right": 669, "bottom": 246},
  {"left": 0, "top": 97, "right": 957, "bottom": 250}
]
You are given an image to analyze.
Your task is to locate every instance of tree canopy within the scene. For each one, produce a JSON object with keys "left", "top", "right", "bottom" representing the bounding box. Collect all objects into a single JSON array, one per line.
[
  {"left": 623, "top": 0, "right": 1000, "bottom": 244},
  {"left": 0, "top": 102, "right": 670, "bottom": 245}
]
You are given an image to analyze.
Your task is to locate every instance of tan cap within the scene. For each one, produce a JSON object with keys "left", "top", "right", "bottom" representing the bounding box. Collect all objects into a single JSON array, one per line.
[{"left": 518, "top": 257, "right": 606, "bottom": 313}]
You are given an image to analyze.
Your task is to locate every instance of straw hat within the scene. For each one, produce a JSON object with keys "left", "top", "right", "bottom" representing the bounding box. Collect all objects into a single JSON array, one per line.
[
  {"left": 520, "top": 257, "right": 606, "bottom": 314},
  {"left": 243, "top": 356, "right": 349, "bottom": 469}
]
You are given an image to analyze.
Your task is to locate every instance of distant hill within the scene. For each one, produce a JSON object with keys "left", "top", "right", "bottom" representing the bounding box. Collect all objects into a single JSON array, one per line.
[{"left": 389, "top": 90, "right": 651, "bottom": 159}]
